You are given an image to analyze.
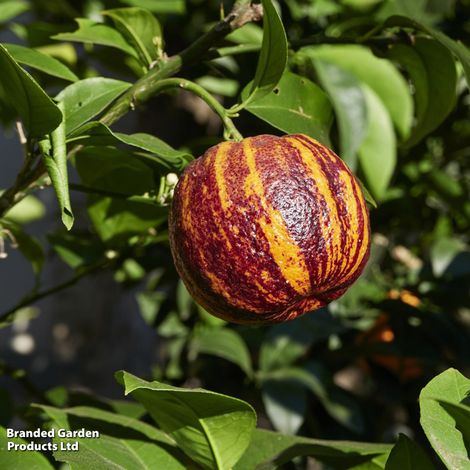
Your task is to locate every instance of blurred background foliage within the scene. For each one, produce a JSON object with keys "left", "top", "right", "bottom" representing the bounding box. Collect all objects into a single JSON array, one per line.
[{"left": 0, "top": 0, "right": 470, "bottom": 467}]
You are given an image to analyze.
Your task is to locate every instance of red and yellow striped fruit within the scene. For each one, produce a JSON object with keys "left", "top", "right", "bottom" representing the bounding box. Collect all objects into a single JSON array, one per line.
[{"left": 169, "top": 134, "right": 370, "bottom": 325}]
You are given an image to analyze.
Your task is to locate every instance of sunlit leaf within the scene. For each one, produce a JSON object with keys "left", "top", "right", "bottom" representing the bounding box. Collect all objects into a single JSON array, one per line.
[
  {"left": 56, "top": 78, "right": 131, "bottom": 134},
  {"left": 0, "top": 44, "right": 62, "bottom": 136},
  {"left": 116, "top": 371, "right": 257, "bottom": 470},
  {"left": 243, "top": 70, "right": 333, "bottom": 145},
  {"left": 103, "top": 7, "right": 162, "bottom": 68}
]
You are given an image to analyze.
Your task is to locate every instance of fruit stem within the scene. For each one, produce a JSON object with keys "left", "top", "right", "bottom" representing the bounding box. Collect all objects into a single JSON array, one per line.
[{"left": 133, "top": 77, "right": 244, "bottom": 142}]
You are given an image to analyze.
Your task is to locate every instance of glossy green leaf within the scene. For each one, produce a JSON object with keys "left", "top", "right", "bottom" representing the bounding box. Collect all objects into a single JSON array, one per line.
[
  {"left": 3, "top": 43, "right": 78, "bottom": 82},
  {"left": 0, "top": 44, "right": 62, "bottom": 136},
  {"left": 118, "top": 0, "right": 186, "bottom": 14},
  {"left": 103, "top": 7, "right": 162, "bottom": 68},
  {"left": 243, "top": 70, "right": 333, "bottom": 145},
  {"left": 75, "top": 146, "right": 167, "bottom": 243},
  {"left": 437, "top": 400, "right": 470, "bottom": 447},
  {"left": 385, "top": 15, "right": 470, "bottom": 88},
  {"left": 52, "top": 18, "right": 138, "bottom": 57},
  {"left": 55, "top": 78, "right": 131, "bottom": 134},
  {"left": 116, "top": 370, "right": 257, "bottom": 470},
  {"left": 55, "top": 434, "right": 185, "bottom": 470},
  {"left": 190, "top": 326, "right": 253, "bottom": 377},
  {"left": 0, "top": 425, "right": 54, "bottom": 469},
  {"left": 0, "top": 1, "right": 28, "bottom": 23},
  {"left": 4, "top": 194, "right": 46, "bottom": 224},
  {"left": 241, "top": 0, "right": 287, "bottom": 106},
  {"left": 69, "top": 122, "right": 192, "bottom": 171},
  {"left": 114, "top": 132, "right": 193, "bottom": 170},
  {"left": 39, "top": 104, "right": 74, "bottom": 231},
  {"left": 420, "top": 368, "right": 470, "bottom": 470},
  {"left": 358, "top": 85, "right": 396, "bottom": 200},
  {"left": 310, "top": 59, "right": 367, "bottom": 169},
  {"left": 385, "top": 434, "right": 434, "bottom": 470},
  {"left": 234, "top": 429, "right": 392, "bottom": 470},
  {"left": 388, "top": 38, "right": 457, "bottom": 146},
  {"left": 262, "top": 380, "right": 307, "bottom": 435},
  {"left": 74, "top": 144, "right": 158, "bottom": 196},
  {"left": 90, "top": 196, "right": 166, "bottom": 242},
  {"left": 37, "top": 404, "right": 174, "bottom": 445},
  {"left": 304, "top": 44, "right": 413, "bottom": 139}
]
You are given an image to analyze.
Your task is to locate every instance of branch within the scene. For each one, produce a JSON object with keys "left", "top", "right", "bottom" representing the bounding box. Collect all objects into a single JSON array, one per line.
[
  {"left": 129, "top": 77, "right": 243, "bottom": 141},
  {"left": 100, "top": 2, "right": 262, "bottom": 126},
  {"left": 0, "top": 2, "right": 262, "bottom": 219}
]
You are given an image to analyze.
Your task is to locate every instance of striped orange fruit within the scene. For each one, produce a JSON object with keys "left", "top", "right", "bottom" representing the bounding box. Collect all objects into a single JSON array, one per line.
[{"left": 169, "top": 134, "right": 370, "bottom": 325}]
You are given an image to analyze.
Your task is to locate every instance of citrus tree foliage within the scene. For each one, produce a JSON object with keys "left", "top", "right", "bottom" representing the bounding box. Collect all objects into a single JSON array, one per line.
[{"left": 0, "top": 0, "right": 470, "bottom": 469}]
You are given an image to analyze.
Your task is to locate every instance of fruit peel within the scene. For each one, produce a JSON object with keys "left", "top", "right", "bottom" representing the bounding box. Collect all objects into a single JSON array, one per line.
[{"left": 169, "top": 134, "right": 370, "bottom": 325}]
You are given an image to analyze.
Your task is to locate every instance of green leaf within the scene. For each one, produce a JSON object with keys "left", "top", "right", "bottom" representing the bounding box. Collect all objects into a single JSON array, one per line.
[
  {"left": 0, "top": 425, "right": 54, "bottom": 469},
  {"left": 387, "top": 38, "right": 457, "bottom": 146},
  {"left": 37, "top": 404, "right": 175, "bottom": 445},
  {"left": 437, "top": 400, "right": 470, "bottom": 449},
  {"left": 357, "top": 179, "right": 378, "bottom": 208},
  {"left": 385, "top": 434, "right": 434, "bottom": 470},
  {"left": 3, "top": 43, "right": 78, "bottom": 82},
  {"left": 358, "top": 85, "right": 397, "bottom": 201},
  {"left": 74, "top": 146, "right": 167, "bottom": 243},
  {"left": 259, "top": 310, "right": 343, "bottom": 371},
  {"left": 0, "top": 44, "right": 62, "bottom": 136},
  {"left": 196, "top": 76, "right": 239, "bottom": 98},
  {"left": 55, "top": 434, "right": 186, "bottom": 470},
  {"left": 103, "top": 7, "right": 162, "bottom": 68},
  {"left": 312, "top": 59, "right": 367, "bottom": 169},
  {"left": 55, "top": 78, "right": 131, "bottom": 134},
  {"left": 384, "top": 15, "right": 470, "bottom": 88},
  {"left": 0, "top": 1, "right": 28, "bottom": 23},
  {"left": 430, "top": 237, "right": 467, "bottom": 278},
  {"left": 190, "top": 326, "right": 253, "bottom": 377},
  {"left": 116, "top": 370, "right": 257, "bottom": 470},
  {"left": 234, "top": 429, "right": 392, "bottom": 470},
  {"left": 419, "top": 368, "right": 470, "bottom": 470},
  {"left": 48, "top": 232, "right": 103, "bottom": 270},
  {"left": 114, "top": 131, "right": 193, "bottom": 171},
  {"left": 261, "top": 363, "right": 364, "bottom": 434},
  {"left": 262, "top": 380, "right": 307, "bottom": 435},
  {"left": 69, "top": 122, "right": 192, "bottom": 171},
  {"left": 377, "top": 0, "right": 435, "bottom": 24},
  {"left": 304, "top": 45, "right": 413, "bottom": 139},
  {"left": 226, "top": 23, "right": 263, "bottom": 45},
  {"left": 241, "top": 0, "right": 287, "bottom": 107},
  {"left": 243, "top": 70, "right": 333, "bottom": 145},
  {"left": 39, "top": 104, "right": 74, "bottom": 230},
  {"left": 4, "top": 194, "right": 46, "bottom": 224},
  {"left": 52, "top": 18, "right": 138, "bottom": 57},
  {"left": 118, "top": 0, "right": 186, "bottom": 14}
]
